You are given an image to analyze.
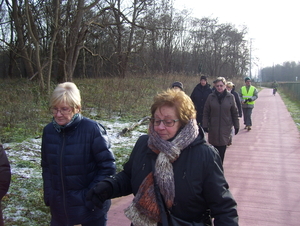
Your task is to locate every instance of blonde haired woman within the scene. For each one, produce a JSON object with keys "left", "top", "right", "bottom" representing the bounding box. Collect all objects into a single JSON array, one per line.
[{"left": 41, "top": 82, "right": 115, "bottom": 226}]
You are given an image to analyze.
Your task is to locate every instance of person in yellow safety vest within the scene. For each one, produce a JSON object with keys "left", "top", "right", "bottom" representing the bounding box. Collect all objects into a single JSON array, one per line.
[{"left": 239, "top": 77, "right": 258, "bottom": 131}]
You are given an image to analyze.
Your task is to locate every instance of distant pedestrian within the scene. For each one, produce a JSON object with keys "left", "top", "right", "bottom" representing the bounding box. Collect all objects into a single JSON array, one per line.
[
  {"left": 211, "top": 79, "right": 217, "bottom": 92},
  {"left": 41, "top": 82, "right": 116, "bottom": 226},
  {"left": 0, "top": 144, "right": 11, "bottom": 226},
  {"left": 226, "top": 81, "right": 242, "bottom": 146},
  {"left": 171, "top": 81, "right": 184, "bottom": 91},
  {"left": 190, "top": 75, "right": 212, "bottom": 126},
  {"left": 202, "top": 77, "right": 239, "bottom": 163},
  {"left": 272, "top": 81, "right": 278, "bottom": 95},
  {"left": 239, "top": 77, "right": 258, "bottom": 131},
  {"left": 226, "top": 82, "right": 242, "bottom": 118}
]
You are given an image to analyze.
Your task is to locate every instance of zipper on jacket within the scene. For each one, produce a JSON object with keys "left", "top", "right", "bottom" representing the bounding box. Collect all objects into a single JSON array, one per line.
[{"left": 60, "top": 132, "right": 69, "bottom": 224}]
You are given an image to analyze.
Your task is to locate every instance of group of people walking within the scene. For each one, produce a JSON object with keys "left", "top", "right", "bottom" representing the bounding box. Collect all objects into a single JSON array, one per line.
[
  {"left": 0, "top": 76, "right": 258, "bottom": 226},
  {"left": 189, "top": 76, "right": 258, "bottom": 162}
]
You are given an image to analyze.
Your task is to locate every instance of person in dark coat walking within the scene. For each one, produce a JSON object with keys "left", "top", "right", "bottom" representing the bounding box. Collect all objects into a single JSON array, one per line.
[
  {"left": 226, "top": 82, "right": 242, "bottom": 118},
  {"left": 226, "top": 82, "right": 242, "bottom": 146},
  {"left": 202, "top": 77, "right": 239, "bottom": 163},
  {"left": 87, "top": 89, "right": 239, "bottom": 226},
  {"left": 171, "top": 81, "right": 184, "bottom": 91},
  {"left": 0, "top": 144, "right": 11, "bottom": 226},
  {"left": 41, "top": 82, "right": 116, "bottom": 226},
  {"left": 190, "top": 75, "right": 212, "bottom": 126}
]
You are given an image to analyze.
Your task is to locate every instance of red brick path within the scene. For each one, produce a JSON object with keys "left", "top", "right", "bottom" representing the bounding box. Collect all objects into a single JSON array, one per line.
[{"left": 107, "top": 88, "right": 300, "bottom": 226}]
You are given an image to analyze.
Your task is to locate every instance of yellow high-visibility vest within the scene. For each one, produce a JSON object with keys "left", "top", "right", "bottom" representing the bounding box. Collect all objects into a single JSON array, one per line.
[{"left": 241, "top": 86, "right": 255, "bottom": 105}]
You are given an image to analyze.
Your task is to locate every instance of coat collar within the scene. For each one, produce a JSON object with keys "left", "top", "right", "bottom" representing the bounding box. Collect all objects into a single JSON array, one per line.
[{"left": 53, "top": 114, "right": 83, "bottom": 133}]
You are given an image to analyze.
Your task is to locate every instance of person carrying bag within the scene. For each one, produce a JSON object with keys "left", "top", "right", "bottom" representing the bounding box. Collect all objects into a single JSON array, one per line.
[
  {"left": 87, "top": 89, "right": 239, "bottom": 226},
  {"left": 152, "top": 158, "right": 211, "bottom": 226}
]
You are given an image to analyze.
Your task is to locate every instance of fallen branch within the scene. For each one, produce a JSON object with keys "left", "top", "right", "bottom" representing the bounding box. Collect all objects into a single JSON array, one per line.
[{"left": 119, "top": 116, "right": 150, "bottom": 136}]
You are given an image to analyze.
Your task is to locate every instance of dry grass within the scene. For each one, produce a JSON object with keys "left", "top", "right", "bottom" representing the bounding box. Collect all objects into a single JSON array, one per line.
[{"left": 0, "top": 75, "right": 260, "bottom": 143}]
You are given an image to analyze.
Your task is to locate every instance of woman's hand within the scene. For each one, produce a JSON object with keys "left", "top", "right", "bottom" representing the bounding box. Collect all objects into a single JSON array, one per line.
[{"left": 86, "top": 181, "right": 113, "bottom": 209}]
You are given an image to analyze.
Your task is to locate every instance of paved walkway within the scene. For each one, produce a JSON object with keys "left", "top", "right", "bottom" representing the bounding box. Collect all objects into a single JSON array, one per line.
[{"left": 107, "top": 88, "right": 300, "bottom": 226}]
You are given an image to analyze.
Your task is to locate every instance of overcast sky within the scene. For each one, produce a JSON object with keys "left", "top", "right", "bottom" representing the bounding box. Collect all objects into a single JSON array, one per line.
[{"left": 174, "top": 0, "right": 300, "bottom": 69}]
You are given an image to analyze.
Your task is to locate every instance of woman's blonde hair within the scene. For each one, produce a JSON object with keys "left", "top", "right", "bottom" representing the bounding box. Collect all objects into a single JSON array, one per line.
[
  {"left": 50, "top": 82, "right": 81, "bottom": 112},
  {"left": 214, "top": 77, "right": 227, "bottom": 84},
  {"left": 151, "top": 89, "right": 196, "bottom": 126},
  {"left": 226, "top": 81, "right": 234, "bottom": 88}
]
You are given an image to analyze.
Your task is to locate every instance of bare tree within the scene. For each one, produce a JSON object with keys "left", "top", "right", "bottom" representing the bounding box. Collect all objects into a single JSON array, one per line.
[
  {"left": 24, "top": 0, "right": 44, "bottom": 89},
  {"left": 104, "top": 0, "right": 153, "bottom": 78},
  {"left": 189, "top": 17, "right": 248, "bottom": 78},
  {"left": 10, "top": 0, "right": 35, "bottom": 79},
  {"left": 1, "top": 0, "right": 250, "bottom": 81},
  {"left": 46, "top": 0, "right": 60, "bottom": 93}
]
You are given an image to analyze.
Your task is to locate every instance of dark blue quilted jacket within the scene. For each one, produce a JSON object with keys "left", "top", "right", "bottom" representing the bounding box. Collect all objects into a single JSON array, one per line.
[{"left": 41, "top": 114, "right": 116, "bottom": 225}]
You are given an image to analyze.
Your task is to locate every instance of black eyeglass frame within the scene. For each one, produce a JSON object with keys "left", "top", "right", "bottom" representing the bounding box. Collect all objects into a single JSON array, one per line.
[
  {"left": 150, "top": 118, "right": 179, "bottom": 127},
  {"left": 50, "top": 107, "right": 73, "bottom": 115}
]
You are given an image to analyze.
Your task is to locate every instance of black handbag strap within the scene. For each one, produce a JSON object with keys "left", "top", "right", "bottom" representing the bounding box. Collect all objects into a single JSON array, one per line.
[{"left": 151, "top": 158, "right": 169, "bottom": 226}]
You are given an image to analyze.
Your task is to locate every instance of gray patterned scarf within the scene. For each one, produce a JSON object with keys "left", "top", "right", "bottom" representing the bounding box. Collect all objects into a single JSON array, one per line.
[{"left": 124, "top": 119, "right": 199, "bottom": 226}]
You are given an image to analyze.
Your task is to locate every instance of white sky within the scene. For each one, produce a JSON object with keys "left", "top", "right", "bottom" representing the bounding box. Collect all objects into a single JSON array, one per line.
[{"left": 174, "top": 0, "right": 300, "bottom": 69}]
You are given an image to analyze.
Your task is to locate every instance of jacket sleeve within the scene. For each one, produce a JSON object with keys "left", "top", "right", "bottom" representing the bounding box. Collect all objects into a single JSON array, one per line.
[
  {"left": 190, "top": 88, "right": 196, "bottom": 103},
  {"left": 41, "top": 129, "right": 51, "bottom": 206},
  {"left": 103, "top": 135, "right": 148, "bottom": 198},
  {"left": 202, "top": 95, "right": 211, "bottom": 128},
  {"left": 202, "top": 146, "right": 239, "bottom": 225},
  {"left": 90, "top": 123, "right": 116, "bottom": 189},
  {"left": 233, "top": 92, "right": 242, "bottom": 117},
  {"left": 230, "top": 95, "right": 240, "bottom": 129},
  {"left": 0, "top": 144, "right": 11, "bottom": 199},
  {"left": 238, "top": 88, "right": 243, "bottom": 102},
  {"left": 252, "top": 88, "right": 258, "bottom": 101}
]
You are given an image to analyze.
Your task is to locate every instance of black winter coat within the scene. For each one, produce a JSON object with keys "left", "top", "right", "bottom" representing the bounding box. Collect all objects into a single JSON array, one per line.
[
  {"left": 0, "top": 144, "right": 10, "bottom": 200},
  {"left": 105, "top": 131, "right": 238, "bottom": 226},
  {"left": 231, "top": 88, "right": 242, "bottom": 117},
  {"left": 41, "top": 114, "right": 116, "bottom": 225},
  {"left": 190, "top": 84, "right": 212, "bottom": 125},
  {"left": 0, "top": 144, "right": 11, "bottom": 226}
]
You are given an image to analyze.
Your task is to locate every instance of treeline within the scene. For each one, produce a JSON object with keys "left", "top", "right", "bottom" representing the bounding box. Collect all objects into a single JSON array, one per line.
[
  {"left": 0, "top": 0, "right": 250, "bottom": 91},
  {"left": 260, "top": 61, "right": 300, "bottom": 82}
]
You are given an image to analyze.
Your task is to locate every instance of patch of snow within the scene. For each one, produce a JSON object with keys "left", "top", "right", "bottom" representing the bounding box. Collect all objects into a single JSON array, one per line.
[{"left": 3, "top": 120, "right": 147, "bottom": 225}]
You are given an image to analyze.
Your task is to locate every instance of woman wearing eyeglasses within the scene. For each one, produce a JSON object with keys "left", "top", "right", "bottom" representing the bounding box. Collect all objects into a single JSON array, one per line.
[
  {"left": 87, "top": 89, "right": 238, "bottom": 226},
  {"left": 41, "top": 82, "right": 116, "bottom": 226},
  {"left": 202, "top": 77, "right": 240, "bottom": 163}
]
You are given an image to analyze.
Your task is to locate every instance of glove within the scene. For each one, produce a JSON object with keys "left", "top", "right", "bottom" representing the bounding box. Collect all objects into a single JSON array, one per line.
[
  {"left": 244, "top": 98, "right": 252, "bottom": 103},
  {"left": 235, "top": 128, "right": 239, "bottom": 135},
  {"left": 86, "top": 181, "right": 113, "bottom": 209},
  {"left": 203, "top": 127, "right": 209, "bottom": 133}
]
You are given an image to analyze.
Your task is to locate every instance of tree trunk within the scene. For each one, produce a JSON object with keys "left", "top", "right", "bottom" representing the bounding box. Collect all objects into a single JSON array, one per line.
[
  {"left": 11, "top": 0, "right": 34, "bottom": 79},
  {"left": 25, "top": 0, "right": 44, "bottom": 90}
]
